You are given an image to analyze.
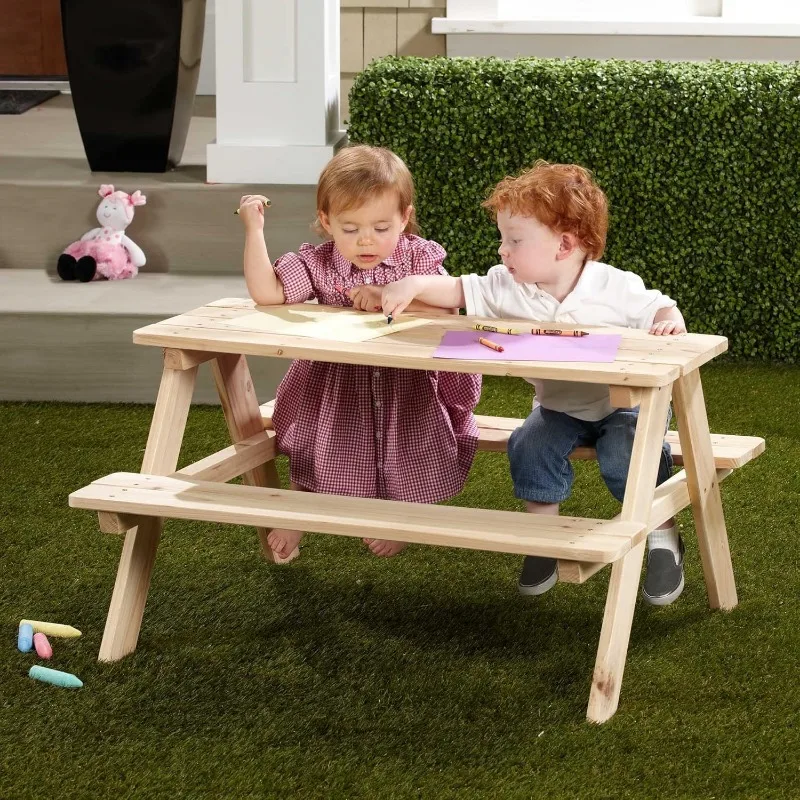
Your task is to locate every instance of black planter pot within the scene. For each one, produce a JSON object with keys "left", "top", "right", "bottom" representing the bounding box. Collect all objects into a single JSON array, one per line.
[{"left": 61, "top": 0, "right": 206, "bottom": 172}]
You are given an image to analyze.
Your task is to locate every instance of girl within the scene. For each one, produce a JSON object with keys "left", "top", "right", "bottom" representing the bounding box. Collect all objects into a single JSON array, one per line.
[{"left": 238, "top": 145, "right": 481, "bottom": 559}]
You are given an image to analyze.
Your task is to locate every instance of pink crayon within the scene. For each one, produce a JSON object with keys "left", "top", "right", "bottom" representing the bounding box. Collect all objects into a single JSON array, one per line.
[{"left": 33, "top": 632, "right": 53, "bottom": 660}]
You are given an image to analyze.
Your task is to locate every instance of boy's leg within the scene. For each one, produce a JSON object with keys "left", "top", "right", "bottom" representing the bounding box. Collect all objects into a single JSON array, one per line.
[
  {"left": 595, "top": 409, "right": 683, "bottom": 605},
  {"left": 508, "top": 407, "right": 590, "bottom": 595}
]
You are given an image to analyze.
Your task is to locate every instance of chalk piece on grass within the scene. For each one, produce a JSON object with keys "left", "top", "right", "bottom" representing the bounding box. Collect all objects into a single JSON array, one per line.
[
  {"left": 28, "top": 665, "right": 83, "bottom": 688},
  {"left": 33, "top": 633, "right": 53, "bottom": 660},
  {"left": 17, "top": 623, "right": 34, "bottom": 653},
  {"left": 20, "top": 620, "right": 81, "bottom": 638}
]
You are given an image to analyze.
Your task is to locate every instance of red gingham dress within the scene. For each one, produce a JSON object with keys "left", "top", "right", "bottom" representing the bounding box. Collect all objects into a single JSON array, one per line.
[{"left": 271, "top": 234, "right": 481, "bottom": 503}]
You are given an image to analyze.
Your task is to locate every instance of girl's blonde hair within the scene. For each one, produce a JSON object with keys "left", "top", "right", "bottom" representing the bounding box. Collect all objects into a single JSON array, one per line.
[
  {"left": 314, "top": 145, "right": 418, "bottom": 236},
  {"left": 483, "top": 160, "right": 608, "bottom": 261}
]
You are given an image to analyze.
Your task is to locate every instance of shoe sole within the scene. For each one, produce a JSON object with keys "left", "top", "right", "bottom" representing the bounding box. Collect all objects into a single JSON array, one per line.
[
  {"left": 641, "top": 573, "right": 685, "bottom": 606},
  {"left": 518, "top": 567, "right": 559, "bottom": 596}
]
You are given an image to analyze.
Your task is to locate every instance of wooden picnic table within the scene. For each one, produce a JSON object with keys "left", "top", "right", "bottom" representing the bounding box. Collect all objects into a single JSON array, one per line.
[{"left": 69, "top": 299, "right": 764, "bottom": 723}]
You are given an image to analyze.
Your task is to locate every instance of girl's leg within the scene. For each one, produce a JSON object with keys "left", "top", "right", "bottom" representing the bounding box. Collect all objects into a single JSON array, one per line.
[
  {"left": 266, "top": 482, "right": 306, "bottom": 558},
  {"left": 363, "top": 537, "right": 408, "bottom": 558}
]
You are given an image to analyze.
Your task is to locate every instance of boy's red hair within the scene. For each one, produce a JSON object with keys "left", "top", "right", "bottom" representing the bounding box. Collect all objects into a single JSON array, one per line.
[{"left": 483, "top": 160, "right": 608, "bottom": 260}]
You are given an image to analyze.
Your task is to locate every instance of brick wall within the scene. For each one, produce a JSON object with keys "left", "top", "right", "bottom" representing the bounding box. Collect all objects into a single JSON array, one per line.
[{"left": 340, "top": 1, "right": 445, "bottom": 123}]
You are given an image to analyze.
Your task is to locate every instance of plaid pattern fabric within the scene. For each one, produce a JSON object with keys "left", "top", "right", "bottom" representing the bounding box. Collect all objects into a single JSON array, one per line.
[{"left": 271, "top": 235, "right": 481, "bottom": 503}]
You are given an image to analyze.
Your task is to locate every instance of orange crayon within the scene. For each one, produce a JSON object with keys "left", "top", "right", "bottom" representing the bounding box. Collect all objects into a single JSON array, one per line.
[{"left": 478, "top": 337, "right": 504, "bottom": 352}]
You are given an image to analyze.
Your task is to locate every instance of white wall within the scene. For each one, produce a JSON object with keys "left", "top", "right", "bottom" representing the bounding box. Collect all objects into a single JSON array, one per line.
[{"left": 197, "top": 2, "right": 216, "bottom": 95}]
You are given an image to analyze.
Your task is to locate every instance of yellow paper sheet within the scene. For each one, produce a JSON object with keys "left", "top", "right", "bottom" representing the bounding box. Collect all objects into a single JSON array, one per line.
[{"left": 223, "top": 306, "right": 430, "bottom": 342}]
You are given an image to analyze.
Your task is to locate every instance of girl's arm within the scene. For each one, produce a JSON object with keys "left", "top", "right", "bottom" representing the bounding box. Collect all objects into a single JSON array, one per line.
[
  {"left": 650, "top": 305, "right": 686, "bottom": 335},
  {"left": 239, "top": 194, "right": 285, "bottom": 306},
  {"left": 382, "top": 275, "right": 465, "bottom": 318}
]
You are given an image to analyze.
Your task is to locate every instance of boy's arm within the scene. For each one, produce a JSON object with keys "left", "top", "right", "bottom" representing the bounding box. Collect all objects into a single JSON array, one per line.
[
  {"left": 240, "top": 194, "right": 285, "bottom": 306},
  {"left": 382, "top": 275, "right": 465, "bottom": 318},
  {"left": 650, "top": 305, "right": 686, "bottom": 335}
]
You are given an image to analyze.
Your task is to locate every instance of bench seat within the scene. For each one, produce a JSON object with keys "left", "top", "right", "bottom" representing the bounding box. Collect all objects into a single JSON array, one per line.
[
  {"left": 259, "top": 402, "right": 765, "bottom": 470},
  {"left": 69, "top": 471, "right": 647, "bottom": 563}
]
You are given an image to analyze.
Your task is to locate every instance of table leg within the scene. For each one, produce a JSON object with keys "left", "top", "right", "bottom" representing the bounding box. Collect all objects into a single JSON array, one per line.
[
  {"left": 587, "top": 384, "right": 672, "bottom": 723},
  {"left": 672, "top": 369, "right": 737, "bottom": 611},
  {"left": 99, "top": 363, "right": 198, "bottom": 661},
  {"left": 212, "top": 353, "right": 298, "bottom": 564}
]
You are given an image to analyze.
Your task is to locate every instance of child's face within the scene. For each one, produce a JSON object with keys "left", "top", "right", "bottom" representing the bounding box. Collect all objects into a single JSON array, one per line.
[
  {"left": 319, "top": 191, "right": 412, "bottom": 270},
  {"left": 496, "top": 210, "right": 575, "bottom": 285}
]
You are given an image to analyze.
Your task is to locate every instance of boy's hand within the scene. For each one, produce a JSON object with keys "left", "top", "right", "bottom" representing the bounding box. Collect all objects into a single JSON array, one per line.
[
  {"left": 649, "top": 319, "right": 686, "bottom": 335},
  {"left": 381, "top": 276, "right": 419, "bottom": 319},
  {"left": 238, "top": 195, "right": 270, "bottom": 232},
  {"left": 348, "top": 285, "right": 382, "bottom": 312}
]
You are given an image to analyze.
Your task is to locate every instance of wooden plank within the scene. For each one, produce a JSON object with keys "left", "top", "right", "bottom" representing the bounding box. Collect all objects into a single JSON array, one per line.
[
  {"left": 364, "top": 9, "right": 398, "bottom": 65},
  {"left": 162, "top": 348, "right": 219, "bottom": 370},
  {"left": 98, "top": 511, "right": 140, "bottom": 535},
  {"left": 99, "top": 365, "right": 198, "bottom": 662},
  {"left": 174, "top": 430, "right": 277, "bottom": 483},
  {"left": 673, "top": 369, "right": 738, "bottom": 610},
  {"left": 133, "top": 307, "right": 687, "bottom": 387},
  {"left": 588, "top": 384, "right": 673, "bottom": 723},
  {"left": 558, "top": 561, "right": 606, "bottom": 584},
  {"left": 70, "top": 472, "right": 647, "bottom": 563},
  {"left": 608, "top": 385, "right": 642, "bottom": 409},
  {"left": 212, "top": 354, "right": 297, "bottom": 564},
  {"left": 261, "top": 405, "right": 764, "bottom": 469}
]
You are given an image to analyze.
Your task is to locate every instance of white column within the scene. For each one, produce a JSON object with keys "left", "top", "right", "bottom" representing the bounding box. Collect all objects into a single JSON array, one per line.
[{"left": 207, "top": 0, "right": 345, "bottom": 185}]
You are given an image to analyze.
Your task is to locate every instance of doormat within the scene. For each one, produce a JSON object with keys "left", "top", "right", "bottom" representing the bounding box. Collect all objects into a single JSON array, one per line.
[{"left": 0, "top": 90, "right": 60, "bottom": 115}]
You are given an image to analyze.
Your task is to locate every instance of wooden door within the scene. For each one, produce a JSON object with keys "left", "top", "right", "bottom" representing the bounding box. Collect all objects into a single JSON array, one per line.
[{"left": 0, "top": 0, "right": 67, "bottom": 77}]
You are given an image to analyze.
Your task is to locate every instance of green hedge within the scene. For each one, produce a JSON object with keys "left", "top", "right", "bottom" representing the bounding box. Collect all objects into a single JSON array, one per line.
[{"left": 348, "top": 57, "right": 800, "bottom": 362}]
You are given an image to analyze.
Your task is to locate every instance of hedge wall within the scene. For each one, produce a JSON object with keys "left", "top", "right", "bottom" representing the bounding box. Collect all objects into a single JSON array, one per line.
[{"left": 348, "top": 57, "right": 800, "bottom": 362}]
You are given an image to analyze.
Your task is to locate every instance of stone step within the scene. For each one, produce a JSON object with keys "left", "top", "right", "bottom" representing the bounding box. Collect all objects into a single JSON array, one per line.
[
  {"left": 0, "top": 94, "right": 319, "bottom": 275},
  {"left": 0, "top": 271, "right": 287, "bottom": 403}
]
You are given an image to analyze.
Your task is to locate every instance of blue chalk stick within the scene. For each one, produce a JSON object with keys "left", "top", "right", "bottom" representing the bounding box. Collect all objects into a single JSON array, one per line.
[
  {"left": 17, "top": 623, "right": 34, "bottom": 653},
  {"left": 28, "top": 665, "right": 83, "bottom": 688}
]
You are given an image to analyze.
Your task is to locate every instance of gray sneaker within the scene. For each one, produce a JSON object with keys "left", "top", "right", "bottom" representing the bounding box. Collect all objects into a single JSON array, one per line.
[
  {"left": 518, "top": 556, "right": 558, "bottom": 596},
  {"left": 642, "top": 537, "right": 685, "bottom": 606}
]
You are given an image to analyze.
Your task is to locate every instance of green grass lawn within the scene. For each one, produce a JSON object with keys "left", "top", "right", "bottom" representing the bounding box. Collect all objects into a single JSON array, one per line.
[{"left": 2, "top": 365, "right": 798, "bottom": 799}]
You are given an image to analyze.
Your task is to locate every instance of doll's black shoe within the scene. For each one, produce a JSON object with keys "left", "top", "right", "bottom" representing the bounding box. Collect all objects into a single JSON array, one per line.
[
  {"left": 57, "top": 254, "right": 77, "bottom": 281},
  {"left": 75, "top": 256, "right": 97, "bottom": 282}
]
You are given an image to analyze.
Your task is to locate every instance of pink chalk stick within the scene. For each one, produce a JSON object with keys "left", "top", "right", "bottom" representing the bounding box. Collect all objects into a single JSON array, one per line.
[{"left": 33, "top": 632, "right": 53, "bottom": 660}]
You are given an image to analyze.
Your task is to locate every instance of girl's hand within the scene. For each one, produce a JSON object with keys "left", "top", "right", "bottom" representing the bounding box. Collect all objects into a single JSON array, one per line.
[
  {"left": 348, "top": 284, "right": 382, "bottom": 311},
  {"left": 381, "top": 276, "right": 419, "bottom": 318},
  {"left": 238, "top": 195, "right": 270, "bottom": 232}
]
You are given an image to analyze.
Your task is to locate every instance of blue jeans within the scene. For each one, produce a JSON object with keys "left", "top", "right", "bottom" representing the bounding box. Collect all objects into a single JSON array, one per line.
[{"left": 507, "top": 405, "right": 673, "bottom": 505}]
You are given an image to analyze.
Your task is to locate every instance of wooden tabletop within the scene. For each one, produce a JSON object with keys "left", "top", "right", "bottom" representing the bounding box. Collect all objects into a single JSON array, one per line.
[{"left": 133, "top": 299, "right": 728, "bottom": 387}]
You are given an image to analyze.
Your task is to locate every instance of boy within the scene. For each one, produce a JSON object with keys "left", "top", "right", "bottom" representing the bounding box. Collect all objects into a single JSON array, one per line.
[{"left": 381, "top": 161, "right": 687, "bottom": 604}]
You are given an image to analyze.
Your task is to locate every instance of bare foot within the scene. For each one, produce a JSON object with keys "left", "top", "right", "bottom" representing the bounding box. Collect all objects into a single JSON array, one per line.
[
  {"left": 363, "top": 538, "right": 408, "bottom": 558},
  {"left": 268, "top": 528, "right": 303, "bottom": 559}
]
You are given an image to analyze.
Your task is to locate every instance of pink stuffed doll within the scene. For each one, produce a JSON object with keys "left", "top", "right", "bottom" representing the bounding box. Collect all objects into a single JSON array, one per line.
[{"left": 57, "top": 184, "right": 147, "bottom": 282}]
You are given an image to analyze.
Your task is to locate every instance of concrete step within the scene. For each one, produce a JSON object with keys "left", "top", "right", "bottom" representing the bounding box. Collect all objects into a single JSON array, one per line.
[
  {"left": 0, "top": 271, "right": 288, "bottom": 403},
  {"left": 0, "top": 94, "right": 319, "bottom": 275}
]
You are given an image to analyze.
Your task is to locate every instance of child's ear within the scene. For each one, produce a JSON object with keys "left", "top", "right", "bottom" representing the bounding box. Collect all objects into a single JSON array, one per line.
[
  {"left": 402, "top": 205, "right": 413, "bottom": 228},
  {"left": 556, "top": 232, "right": 579, "bottom": 261},
  {"left": 318, "top": 211, "right": 333, "bottom": 235}
]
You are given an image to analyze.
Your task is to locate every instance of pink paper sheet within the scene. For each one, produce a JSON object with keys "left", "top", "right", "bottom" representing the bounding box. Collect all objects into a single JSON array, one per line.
[{"left": 432, "top": 331, "right": 622, "bottom": 362}]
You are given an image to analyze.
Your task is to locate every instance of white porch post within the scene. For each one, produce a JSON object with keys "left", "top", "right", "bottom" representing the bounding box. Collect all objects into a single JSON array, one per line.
[{"left": 207, "top": 0, "right": 345, "bottom": 185}]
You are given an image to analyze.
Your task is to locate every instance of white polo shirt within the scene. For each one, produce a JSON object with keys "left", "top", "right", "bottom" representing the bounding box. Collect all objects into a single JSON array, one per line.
[{"left": 461, "top": 261, "right": 676, "bottom": 421}]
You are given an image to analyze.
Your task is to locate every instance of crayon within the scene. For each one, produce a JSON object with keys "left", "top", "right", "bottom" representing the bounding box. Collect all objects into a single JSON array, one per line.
[
  {"left": 33, "top": 633, "right": 53, "bottom": 660},
  {"left": 530, "top": 328, "right": 589, "bottom": 337},
  {"left": 474, "top": 323, "right": 522, "bottom": 335},
  {"left": 387, "top": 313, "right": 393, "bottom": 325},
  {"left": 28, "top": 665, "right": 83, "bottom": 689},
  {"left": 20, "top": 620, "right": 82, "bottom": 638},
  {"left": 233, "top": 198, "right": 271, "bottom": 215},
  {"left": 478, "top": 337, "right": 504, "bottom": 352},
  {"left": 17, "top": 623, "right": 33, "bottom": 653}
]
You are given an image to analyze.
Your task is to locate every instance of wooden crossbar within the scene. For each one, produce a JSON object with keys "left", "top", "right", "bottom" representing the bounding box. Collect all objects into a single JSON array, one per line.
[{"left": 70, "top": 472, "right": 647, "bottom": 563}]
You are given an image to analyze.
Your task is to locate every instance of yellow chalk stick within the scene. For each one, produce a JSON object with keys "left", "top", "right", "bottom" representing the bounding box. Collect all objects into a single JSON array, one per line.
[{"left": 20, "top": 620, "right": 82, "bottom": 638}]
